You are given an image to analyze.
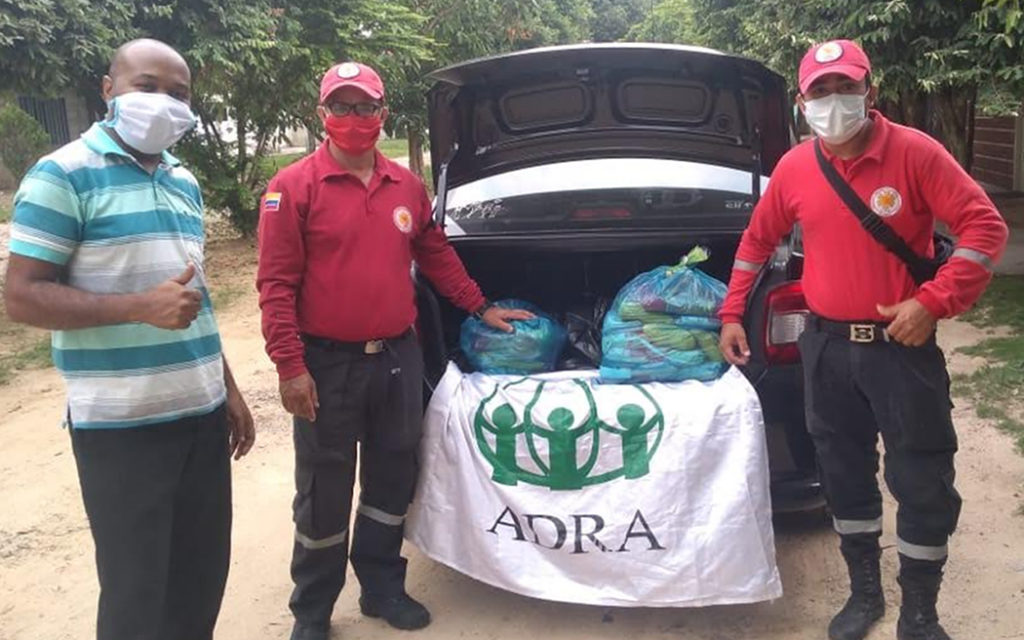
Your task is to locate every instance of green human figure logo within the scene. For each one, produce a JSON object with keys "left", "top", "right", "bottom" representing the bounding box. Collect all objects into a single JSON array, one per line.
[
  {"left": 601, "top": 404, "right": 660, "bottom": 479},
  {"left": 473, "top": 380, "right": 664, "bottom": 490},
  {"left": 488, "top": 403, "right": 523, "bottom": 485}
]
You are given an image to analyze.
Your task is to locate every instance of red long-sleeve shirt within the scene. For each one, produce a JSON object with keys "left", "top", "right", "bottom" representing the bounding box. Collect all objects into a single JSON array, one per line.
[
  {"left": 256, "top": 144, "right": 485, "bottom": 380},
  {"left": 720, "top": 112, "right": 1008, "bottom": 324}
]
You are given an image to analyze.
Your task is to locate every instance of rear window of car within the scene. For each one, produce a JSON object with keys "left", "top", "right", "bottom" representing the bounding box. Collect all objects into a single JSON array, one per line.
[{"left": 443, "top": 158, "right": 769, "bottom": 236}]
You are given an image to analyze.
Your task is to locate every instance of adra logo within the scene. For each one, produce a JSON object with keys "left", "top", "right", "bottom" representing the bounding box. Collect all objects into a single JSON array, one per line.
[{"left": 473, "top": 379, "right": 665, "bottom": 490}]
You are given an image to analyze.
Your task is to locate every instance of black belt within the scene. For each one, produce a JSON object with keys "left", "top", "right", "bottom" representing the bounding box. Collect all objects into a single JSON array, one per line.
[
  {"left": 302, "top": 328, "right": 413, "bottom": 355},
  {"left": 810, "top": 316, "right": 890, "bottom": 344}
]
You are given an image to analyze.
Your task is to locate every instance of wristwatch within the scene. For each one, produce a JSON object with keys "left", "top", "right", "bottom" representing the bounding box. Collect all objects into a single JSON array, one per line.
[{"left": 473, "top": 300, "right": 495, "bottom": 320}]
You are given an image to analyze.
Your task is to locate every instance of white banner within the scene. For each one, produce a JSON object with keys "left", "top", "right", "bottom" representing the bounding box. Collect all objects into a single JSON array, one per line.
[{"left": 407, "top": 364, "right": 781, "bottom": 607}]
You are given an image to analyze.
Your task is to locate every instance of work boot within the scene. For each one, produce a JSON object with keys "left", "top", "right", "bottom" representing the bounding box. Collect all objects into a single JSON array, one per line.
[
  {"left": 897, "top": 555, "right": 953, "bottom": 640},
  {"left": 360, "top": 592, "right": 431, "bottom": 630},
  {"left": 828, "top": 533, "right": 885, "bottom": 640},
  {"left": 290, "top": 621, "right": 330, "bottom": 640}
]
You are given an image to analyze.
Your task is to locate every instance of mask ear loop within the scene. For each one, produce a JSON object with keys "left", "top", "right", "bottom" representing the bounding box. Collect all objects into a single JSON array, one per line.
[{"left": 106, "top": 97, "right": 121, "bottom": 127}]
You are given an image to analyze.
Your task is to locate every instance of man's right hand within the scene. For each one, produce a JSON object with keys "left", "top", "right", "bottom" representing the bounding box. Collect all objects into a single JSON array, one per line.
[
  {"left": 137, "top": 264, "right": 203, "bottom": 330},
  {"left": 280, "top": 372, "right": 319, "bottom": 422},
  {"left": 720, "top": 322, "right": 751, "bottom": 366}
]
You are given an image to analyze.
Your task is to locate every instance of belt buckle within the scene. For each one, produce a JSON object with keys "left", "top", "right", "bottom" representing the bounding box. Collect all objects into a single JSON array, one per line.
[
  {"left": 364, "top": 339, "right": 384, "bottom": 355},
  {"left": 849, "top": 324, "right": 876, "bottom": 343}
]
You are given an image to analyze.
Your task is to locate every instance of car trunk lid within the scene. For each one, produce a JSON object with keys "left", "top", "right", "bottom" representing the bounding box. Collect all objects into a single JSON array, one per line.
[{"left": 427, "top": 44, "right": 792, "bottom": 193}]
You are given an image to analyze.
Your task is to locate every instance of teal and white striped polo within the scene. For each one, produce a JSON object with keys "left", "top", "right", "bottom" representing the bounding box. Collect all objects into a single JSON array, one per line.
[{"left": 9, "top": 123, "right": 226, "bottom": 429}]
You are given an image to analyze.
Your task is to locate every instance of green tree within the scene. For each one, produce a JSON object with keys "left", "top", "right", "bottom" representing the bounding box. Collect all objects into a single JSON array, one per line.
[
  {"left": 0, "top": 0, "right": 432, "bottom": 233},
  {"left": 590, "top": 0, "right": 652, "bottom": 42},
  {"left": 386, "top": 0, "right": 594, "bottom": 182},
  {"left": 627, "top": 0, "right": 698, "bottom": 42},
  {"left": 0, "top": 0, "right": 133, "bottom": 97},
  {"left": 626, "top": 0, "right": 1024, "bottom": 167},
  {"left": 148, "top": 0, "right": 432, "bottom": 233}
]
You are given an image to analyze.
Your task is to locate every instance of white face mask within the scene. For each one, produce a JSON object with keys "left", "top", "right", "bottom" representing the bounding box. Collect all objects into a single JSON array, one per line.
[
  {"left": 803, "top": 92, "right": 869, "bottom": 145},
  {"left": 106, "top": 91, "right": 197, "bottom": 155}
]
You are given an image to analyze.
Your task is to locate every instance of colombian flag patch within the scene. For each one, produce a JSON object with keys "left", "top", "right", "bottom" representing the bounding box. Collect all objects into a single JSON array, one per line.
[{"left": 264, "top": 192, "right": 282, "bottom": 212}]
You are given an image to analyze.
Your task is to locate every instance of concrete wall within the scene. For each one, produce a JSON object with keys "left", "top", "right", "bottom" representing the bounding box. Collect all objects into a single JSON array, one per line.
[{"left": 64, "top": 92, "right": 94, "bottom": 139}]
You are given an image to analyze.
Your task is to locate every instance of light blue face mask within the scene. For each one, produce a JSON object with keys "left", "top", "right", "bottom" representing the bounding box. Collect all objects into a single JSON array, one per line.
[{"left": 106, "top": 91, "right": 197, "bottom": 154}]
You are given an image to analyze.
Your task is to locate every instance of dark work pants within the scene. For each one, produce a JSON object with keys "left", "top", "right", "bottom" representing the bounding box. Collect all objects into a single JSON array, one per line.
[
  {"left": 289, "top": 332, "right": 424, "bottom": 628},
  {"left": 70, "top": 405, "right": 232, "bottom": 640},
  {"left": 798, "top": 325, "right": 962, "bottom": 561}
]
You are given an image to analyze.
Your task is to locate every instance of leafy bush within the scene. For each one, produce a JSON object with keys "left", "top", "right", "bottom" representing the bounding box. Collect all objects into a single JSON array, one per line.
[
  {"left": 175, "top": 135, "right": 266, "bottom": 236},
  {"left": 0, "top": 104, "right": 51, "bottom": 182}
]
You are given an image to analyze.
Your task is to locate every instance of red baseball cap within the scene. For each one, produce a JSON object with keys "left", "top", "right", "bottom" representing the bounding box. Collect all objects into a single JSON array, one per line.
[
  {"left": 319, "top": 62, "right": 385, "bottom": 103},
  {"left": 798, "top": 40, "right": 871, "bottom": 95}
]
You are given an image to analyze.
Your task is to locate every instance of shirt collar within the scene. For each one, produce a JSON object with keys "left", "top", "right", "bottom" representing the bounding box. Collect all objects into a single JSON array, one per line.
[
  {"left": 314, "top": 141, "right": 403, "bottom": 183},
  {"left": 857, "top": 110, "right": 890, "bottom": 163},
  {"left": 82, "top": 123, "right": 182, "bottom": 167}
]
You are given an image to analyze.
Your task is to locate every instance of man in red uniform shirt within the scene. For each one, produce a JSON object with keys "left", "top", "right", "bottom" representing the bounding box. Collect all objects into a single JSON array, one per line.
[
  {"left": 719, "top": 41, "right": 1008, "bottom": 640},
  {"left": 257, "top": 62, "right": 531, "bottom": 640}
]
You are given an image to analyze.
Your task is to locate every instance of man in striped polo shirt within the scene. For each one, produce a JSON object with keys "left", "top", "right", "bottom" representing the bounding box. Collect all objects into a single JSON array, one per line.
[{"left": 4, "top": 39, "right": 254, "bottom": 640}]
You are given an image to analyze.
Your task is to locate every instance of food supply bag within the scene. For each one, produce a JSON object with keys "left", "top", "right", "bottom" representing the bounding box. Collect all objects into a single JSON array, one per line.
[
  {"left": 601, "top": 247, "right": 727, "bottom": 383},
  {"left": 461, "top": 299, "right": 568, "bottom": 375}
]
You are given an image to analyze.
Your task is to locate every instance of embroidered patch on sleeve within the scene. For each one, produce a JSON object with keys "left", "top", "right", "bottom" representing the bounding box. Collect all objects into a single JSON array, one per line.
[{"left": 264, "top": 192, "right": 282, "bottom": 212}]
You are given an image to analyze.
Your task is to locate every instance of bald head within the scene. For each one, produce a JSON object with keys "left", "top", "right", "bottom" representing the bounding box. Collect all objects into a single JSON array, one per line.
[{"left": 103, "top": 38, "right": 192, "bottom": 106}]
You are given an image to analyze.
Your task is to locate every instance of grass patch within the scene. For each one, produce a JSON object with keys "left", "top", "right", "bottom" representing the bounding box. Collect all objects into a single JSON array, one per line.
[
  {"left": 959, "top": 276, "right": 1024, "bottom": 330},
  {"left": 378, "top": 137, "right": 409, "bottom": 159},
  {"left": 210, "top": 285, "right": 246, "bottom": 311},
  {"left": 258, "top": 152, "right": 305, "bottom": 178},
  {"left": 956, "top": 275, "right": 1024, "bottom": 452},
  {"left": 0, "top": 203, "right": 10, "bottom": 223},
  {"left": 256, "top": 139, "right": 412, "bottom": 175},
  {"left": 0, "top": 337, "right": 52, "bottom": 385}
]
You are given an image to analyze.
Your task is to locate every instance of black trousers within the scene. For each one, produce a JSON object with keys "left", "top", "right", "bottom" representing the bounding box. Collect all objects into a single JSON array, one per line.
[
  {"left": 289, "top": 332, "right": 424, "bottom": 628},
  {"left": 71, "top": 405, "right": 232, "bottom": 640},
  {"left": 799, "top": 325, "right": 962, "bottom": 561}
]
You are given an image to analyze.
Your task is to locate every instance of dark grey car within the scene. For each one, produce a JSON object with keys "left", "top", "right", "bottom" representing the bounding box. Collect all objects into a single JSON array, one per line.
[{"left": 412, "top": 43, "right": 822, "bottom": 512}]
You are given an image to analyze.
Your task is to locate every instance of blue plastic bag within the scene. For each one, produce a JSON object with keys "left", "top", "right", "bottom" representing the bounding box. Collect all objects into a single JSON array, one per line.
[
  {"left": 461, "top": 299, "right": 568, "bottom": 375},
  {"left": 600, "top": 247, "right": 728, "bottom": 383}
]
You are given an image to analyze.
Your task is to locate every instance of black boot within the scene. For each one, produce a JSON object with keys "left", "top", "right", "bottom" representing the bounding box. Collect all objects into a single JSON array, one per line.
[
  {"left": 897, "top": 555, "right": 952, "bottom": 640},
  {"left": 360, "top": 592, "right": 431, "bottom": 631},
  {"left": 290, "top": 621, "right": 329, "bottom": 640},
  {"left": 828, "top": 533, "right": 886, "bottom": 640}
]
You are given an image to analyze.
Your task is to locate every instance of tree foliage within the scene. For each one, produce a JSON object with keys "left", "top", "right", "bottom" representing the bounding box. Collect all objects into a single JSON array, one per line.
[
  {"left": 627, "top": 0, "right": 1024, "bottom": 166},
  {"left": 627, "top": 0, "right": 697, "bottom": 43},
  {"left": 0, "top": 0, "right": 431, "bottom": 233},
  {"left": 386, "top": 0, "right": 594, "bottom": 181},
  {"left": 150, "top": 0, "right": 433, "bottom": 233},
  {"left": 0, "top": 0, "right": 133, "bottom": 97},
  {"left": 0, "top": 100, "right": 51, "bottom": 182},
  {"left": 4, "top": 0, "right": 1020, "bottom": 222},
  {"left": 589, "top": 0, "right": 651, "bottom": 42}
]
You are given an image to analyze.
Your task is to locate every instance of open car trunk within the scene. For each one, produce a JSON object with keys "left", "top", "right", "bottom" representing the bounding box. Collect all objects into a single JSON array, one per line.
[{"left": 416, "top": 236, "right": 739, "bottom": 384}]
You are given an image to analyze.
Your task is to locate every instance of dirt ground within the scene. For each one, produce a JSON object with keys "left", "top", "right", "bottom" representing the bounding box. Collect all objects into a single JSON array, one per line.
[{"left": 1, "top": 231, "right": 1024, "bottom": 640}]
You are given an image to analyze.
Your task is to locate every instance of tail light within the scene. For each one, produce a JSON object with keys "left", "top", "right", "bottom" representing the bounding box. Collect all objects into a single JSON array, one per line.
[{"left": 764, "top": 281, "right": 808, "bottom": 365}]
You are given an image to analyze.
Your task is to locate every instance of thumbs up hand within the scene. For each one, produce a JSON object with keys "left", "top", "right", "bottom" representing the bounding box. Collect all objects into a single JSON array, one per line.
[{"left": 137, "top": 263, "right": 204, "bottom": 330}]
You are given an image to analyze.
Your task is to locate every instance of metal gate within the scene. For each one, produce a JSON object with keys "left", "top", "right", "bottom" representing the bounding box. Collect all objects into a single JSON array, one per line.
[{"left": 16, "top": 96, "right": 71, "bottom": 146}]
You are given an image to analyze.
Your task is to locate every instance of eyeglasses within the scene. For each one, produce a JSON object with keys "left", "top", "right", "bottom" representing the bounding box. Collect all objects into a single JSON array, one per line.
[{"left": 323, "top": 101, "right": 383, "bottom": 118}]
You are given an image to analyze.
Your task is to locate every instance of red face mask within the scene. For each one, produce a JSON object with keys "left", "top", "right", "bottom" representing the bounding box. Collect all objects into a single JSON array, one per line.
[{"left": 324, "top": 114, "right": 381, "bottom": 154}]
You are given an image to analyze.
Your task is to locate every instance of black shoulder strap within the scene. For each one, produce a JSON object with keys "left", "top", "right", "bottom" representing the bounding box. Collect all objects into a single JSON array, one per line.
[{"left": 813, "top": 139, "right": 931, "bottom": 284}]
